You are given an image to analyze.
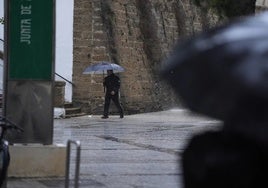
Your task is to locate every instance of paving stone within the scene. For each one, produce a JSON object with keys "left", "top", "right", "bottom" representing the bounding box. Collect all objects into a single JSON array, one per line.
[{"left": 7, "top": 108, "right": 220, "bottom": 188}]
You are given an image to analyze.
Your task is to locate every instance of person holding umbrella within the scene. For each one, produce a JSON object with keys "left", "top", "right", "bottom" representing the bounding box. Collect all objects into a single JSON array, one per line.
[
  {"left": 83, "top": 61, "right": 125, "bottom": 118},
  {"left": 102, "top": 70, "right": 124, "bottom": 119}
]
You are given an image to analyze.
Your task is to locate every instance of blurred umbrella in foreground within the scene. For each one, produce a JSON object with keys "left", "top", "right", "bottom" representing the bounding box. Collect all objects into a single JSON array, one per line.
[{"left": 161, "top": 13, "right": 268, "bottom": 121}]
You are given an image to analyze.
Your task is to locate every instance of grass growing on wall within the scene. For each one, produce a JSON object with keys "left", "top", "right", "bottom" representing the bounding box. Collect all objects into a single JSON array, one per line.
[
  {"left": 100, "top": 0, "right": 118, "bottom": 64},
  {"left": 192, "top": 0, "right": 256, "bottom": 18}
]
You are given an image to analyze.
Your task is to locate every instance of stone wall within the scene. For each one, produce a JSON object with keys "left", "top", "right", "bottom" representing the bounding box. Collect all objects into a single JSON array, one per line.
[
  {"left": 54, "top": 81, "right": 66, "bottom": 107},
  {"left": 256, "top": 0, "right": 268, "bottom": 13},
  {"left": 73, "top": 0, "right": 220, "bottom": 114}
]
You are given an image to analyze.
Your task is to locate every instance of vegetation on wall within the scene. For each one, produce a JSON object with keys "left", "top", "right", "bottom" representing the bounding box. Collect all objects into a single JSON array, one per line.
[
  {"left": 0, "top": 17, "right": 4, "bottom": 24},
  {"left": 192, "top": 0, "right": 256, "bottom": 18},
  {"left": 136, "top": 0, "right": 161, "bottom": 68},
  {"left": 136, "top": 0, "right": 181, "bottom": 110},
  {"left": 100, "top": 0, "right": 119, "bottom": 65}
]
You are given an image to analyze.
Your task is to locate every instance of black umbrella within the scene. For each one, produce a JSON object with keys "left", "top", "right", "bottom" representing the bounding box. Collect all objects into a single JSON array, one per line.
[{"left": 161, "top": 12, "right": 268, "bottom": 120}]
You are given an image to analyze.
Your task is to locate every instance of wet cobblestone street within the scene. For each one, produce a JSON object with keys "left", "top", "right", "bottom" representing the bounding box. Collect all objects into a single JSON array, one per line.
[{"left": 7, "top": 109, "right": 221, "bottom": 188}]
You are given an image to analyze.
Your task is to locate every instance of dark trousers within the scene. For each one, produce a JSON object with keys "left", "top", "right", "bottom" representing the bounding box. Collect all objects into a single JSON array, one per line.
[{"left": 103, "top": 93, "right": 123, "bottom": 116}]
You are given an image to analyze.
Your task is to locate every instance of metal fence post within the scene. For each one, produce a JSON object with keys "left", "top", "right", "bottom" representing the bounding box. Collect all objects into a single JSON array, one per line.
[{"left": 65, "top": 140, "right": 81, "bottom": 188}]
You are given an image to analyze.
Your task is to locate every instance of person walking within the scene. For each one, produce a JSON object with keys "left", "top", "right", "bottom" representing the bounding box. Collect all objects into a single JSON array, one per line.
[{"left": 102, "top": 70, "right": 124, "bottom": 119}]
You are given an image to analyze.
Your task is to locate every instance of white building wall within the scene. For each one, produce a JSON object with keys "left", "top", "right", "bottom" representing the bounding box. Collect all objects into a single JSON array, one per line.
[{"left": 55, "top": 0, "right": 74, "bottom": 102}]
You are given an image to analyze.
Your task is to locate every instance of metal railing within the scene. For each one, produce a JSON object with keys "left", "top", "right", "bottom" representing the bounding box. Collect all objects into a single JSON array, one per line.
[{"left": 55, "top": 72, "right": 75, "bottom": 86}]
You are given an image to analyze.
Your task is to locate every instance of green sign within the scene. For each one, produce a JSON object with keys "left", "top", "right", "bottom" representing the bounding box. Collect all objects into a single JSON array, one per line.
[{"left": 8, "top": 0, "right": 54, "bottom": 80}]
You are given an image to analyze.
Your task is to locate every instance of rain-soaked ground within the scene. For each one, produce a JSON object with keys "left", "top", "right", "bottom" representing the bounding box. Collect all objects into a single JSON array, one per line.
[{"left": 7, "top": 108, "right": 221, "bottom": 188}]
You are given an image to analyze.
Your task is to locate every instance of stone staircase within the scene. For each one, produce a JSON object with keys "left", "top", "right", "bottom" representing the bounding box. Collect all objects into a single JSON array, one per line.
[
  {"left": 54, "top": 80, "right": 86, "bottom": 118},
  {"left": 64, "top": 102, "right": 86, "bottom": 118}
]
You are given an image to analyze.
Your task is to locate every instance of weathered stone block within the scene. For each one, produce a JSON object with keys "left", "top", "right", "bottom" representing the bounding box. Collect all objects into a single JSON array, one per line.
[
  {"left": 8, "top": 144, "right": 66, "bottom": 177},
  {"left": 54, "top": 81, "right": 66, "bottom": 107}
]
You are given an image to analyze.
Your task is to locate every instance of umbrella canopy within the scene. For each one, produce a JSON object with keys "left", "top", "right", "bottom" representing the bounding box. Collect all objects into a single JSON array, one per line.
[
  {"left": 83, "top": 61, "right": 125, "bottom": 74},
  {"left": 161, "top": 12, "right": 268, "bottom": 120}
]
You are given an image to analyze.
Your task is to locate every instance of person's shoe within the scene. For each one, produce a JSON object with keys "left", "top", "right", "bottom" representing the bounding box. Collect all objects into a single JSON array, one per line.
[
  {"left": 101, "top": 116, "right": 109, "bottom": 119},
  {"left": 120, "top": 114, "right": 124, "bottom": 118}
]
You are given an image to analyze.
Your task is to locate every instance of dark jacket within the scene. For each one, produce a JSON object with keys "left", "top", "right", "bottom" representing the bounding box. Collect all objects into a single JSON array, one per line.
[{"left": 103, "top": 73, "right": 120, "bottom": 94}]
